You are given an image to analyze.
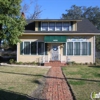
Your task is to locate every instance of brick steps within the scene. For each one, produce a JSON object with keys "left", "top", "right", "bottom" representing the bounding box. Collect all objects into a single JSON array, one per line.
[{"left": 44, "top": 61, "right": 66, "bottom": 67}]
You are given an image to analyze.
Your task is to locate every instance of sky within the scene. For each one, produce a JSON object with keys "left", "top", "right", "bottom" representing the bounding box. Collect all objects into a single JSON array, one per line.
[{"left": 22, "top": 0, "right": 100, "bottom": 19}]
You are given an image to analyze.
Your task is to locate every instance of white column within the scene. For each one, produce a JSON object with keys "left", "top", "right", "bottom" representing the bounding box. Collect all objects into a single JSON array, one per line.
[
  {"left": 66, "top": 42, "right": 67, "bottom": 62},
  {"left": 17, "top": 43, "right": 18, "bottom": 62}
]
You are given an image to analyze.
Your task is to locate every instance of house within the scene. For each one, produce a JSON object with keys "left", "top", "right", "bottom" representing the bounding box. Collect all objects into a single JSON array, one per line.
[{"left": 17, "top": 19, "right": 100, "bottom": 64}]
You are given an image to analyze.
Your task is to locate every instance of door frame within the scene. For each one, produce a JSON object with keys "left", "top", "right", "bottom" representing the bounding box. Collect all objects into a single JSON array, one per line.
[{"left": 51, "top": 43, "right": 60, "bottom": 61}]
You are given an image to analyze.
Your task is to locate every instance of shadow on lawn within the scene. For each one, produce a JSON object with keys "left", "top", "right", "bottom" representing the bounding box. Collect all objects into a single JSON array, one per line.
[
  {"left": 0, "top": 89, "right": 45, "bottom": 100},
  {"left": 67, "top": 77, "right": 100, "bottom": 82},
  {"left": 88, "top": 65, "right": 100, "bottom": 68},
  {"left": 0, "top": 71, "right": 43, "bottom": 77}
]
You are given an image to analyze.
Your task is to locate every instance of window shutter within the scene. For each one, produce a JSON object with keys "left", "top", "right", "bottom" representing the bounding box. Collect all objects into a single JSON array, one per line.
[
  {"left": 63, "top": 43, "right": 66, "bottom": 55},
  {"left": 38, "top": 22, "right": 41, "bottom": 31},
  {"left": 45, "top": 43, "right": 48, "bottom": 55},
  {"left": 71, "top": 21, "right": 73, "bottom": 30},
  {"left": 20, "top": 42, "right": 23, "bottom": 55},
  {"left": 89, "top": 42, "right": 91, "bottom": 55}
]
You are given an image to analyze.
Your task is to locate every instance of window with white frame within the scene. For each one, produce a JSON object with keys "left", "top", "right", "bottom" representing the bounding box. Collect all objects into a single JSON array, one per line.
[
  {"left": 24, "top": 42, "right": 30, "bottom": 54},
  {"left": 67, "top": 42, "right": 91, "bottom": 55},
  {"left": 20, "top": 41, "right": 46, "bottom": 55},
  {"left": 49, "top": 22, "right": 55, "bottom": 31},
  {"left": 41, "top": 22, "right": 72, "bottom": 31},
  {"left": 41, "top": 22, "right": 48, "bottom": 31},
  {"left": 56, "top": 22, "right": 62, "bottom": 31}
]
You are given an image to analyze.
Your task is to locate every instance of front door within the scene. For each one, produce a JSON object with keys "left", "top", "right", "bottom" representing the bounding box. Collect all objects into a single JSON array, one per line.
[{"left": 51, "top": 44, "right": 59, "bottom": 61}]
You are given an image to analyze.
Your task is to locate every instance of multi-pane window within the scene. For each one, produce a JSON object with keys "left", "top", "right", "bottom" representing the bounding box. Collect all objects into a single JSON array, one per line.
[
  {"left": 42, "top": 22, "right": 48, "bottom": 31},
  {"left": 56, "top": 22, "right": 62, "bottom": 31},
  {"left": 38, "top": 42, "right": 44, "bottom": 55},
  {"left": 74, "top": 42, "right": 80, "bottom": 55},
  {"left": 82, "top": 42, "right": 87, "bottom": 55},
  {"left": 63, "top": 22, "right": 69, "bottom": 31},
  {"left": 24, "top": 42, "right": 30, "bottom": 54},
  {"left": 20, "top": 42, "right": 47, "bottom": 55},
  {"left": 67, "top": 42, "right": 73, "bottom": 55},
  {"left": 67, "top": 42, "right": 91, "bottom": 56},
  {"left": 49, "top": 22, "right": 55, "bottom": 31},
  {"left": 31, "top": 42, "right": 37, "bottom": 55},
  {"left": 41, "top": 22, "right": 71, "bottom": 31}
]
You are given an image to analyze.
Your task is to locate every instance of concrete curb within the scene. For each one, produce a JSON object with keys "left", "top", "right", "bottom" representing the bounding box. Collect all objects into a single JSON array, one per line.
[{"left": 0, "top": 63, "right": 51, "bottom": 68}]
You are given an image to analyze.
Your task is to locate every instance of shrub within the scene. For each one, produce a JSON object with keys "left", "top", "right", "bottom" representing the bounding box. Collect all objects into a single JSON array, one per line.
[{"left": 9, "top": 59, "right": 15, "bottom": 64}]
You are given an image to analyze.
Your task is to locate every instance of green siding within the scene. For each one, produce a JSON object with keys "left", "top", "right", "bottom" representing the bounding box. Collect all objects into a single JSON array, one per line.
[{"left": 20, "top": 42, "right": 23, "bottom": 55}]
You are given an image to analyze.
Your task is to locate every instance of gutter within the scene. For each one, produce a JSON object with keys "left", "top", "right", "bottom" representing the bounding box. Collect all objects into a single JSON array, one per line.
[{"left": 23, "top": 33, "right": 100, "bottom": 35}]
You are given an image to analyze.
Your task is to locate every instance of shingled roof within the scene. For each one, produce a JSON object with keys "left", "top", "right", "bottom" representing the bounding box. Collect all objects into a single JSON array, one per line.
[{"left": 25, "top": 19, "right": 100, "bottom": 33}]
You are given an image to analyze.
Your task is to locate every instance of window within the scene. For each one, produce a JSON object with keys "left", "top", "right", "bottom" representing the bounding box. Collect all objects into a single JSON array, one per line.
[
  {"left": 31, "top": 42, "right": 37, "bottom": 55},
  {"left": 67, "top": 42, "right": 73, "bottom": 55},
  {"left": 20, "top": 41, "right": 47, "bottom": 55},
  {"left": 56, "top": 22, "right": 62, "bottom": 31},
  {"left": 82, "top": 42, "right": 87, "bottom": 55},
  {"left": 42, "top": 22, "right": 48, "bottom": 31},
  {"left": 63, "top": 22, "right": 69, "bottom": 31},
  {"left": 74, "top": 42, "right": 80, "bottom": 55},
  {"left": 49, "top": 22, "right": 55, "bottom": 31},
  {"left": 24, "top": 42, "right": 30, "bottom": 54},
  {"left": 38, "top": 42, "right": 44, "bottom": 55},
  {"left": 67, "top": 42, "right": 91, "bottom": 56}
]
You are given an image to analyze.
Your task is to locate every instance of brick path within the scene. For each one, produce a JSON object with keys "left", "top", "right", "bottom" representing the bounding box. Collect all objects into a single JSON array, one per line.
[{"left": 42, "top": 67, "right": 73, "bottom": 100}]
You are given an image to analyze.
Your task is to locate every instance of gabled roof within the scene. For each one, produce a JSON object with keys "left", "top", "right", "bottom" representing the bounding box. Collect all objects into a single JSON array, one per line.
[{"left": 25, "top": 19, "right": 100, "bottom": 33}]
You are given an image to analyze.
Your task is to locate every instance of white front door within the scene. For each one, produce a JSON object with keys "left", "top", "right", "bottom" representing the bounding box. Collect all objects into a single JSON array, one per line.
[{"left": 51, "top": 44, "right": 59, "bottom": 61}]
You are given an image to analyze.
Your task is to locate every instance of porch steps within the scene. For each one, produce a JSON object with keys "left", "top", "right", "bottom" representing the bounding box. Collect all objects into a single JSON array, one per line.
[{"left": 44, "top": 61, "right": 66, "bottom": 67}]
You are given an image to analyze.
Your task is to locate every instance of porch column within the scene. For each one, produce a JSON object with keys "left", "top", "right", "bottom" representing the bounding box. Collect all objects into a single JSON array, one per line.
[{"left": 93, "top": 36, "right": 95, "bottom": 63}]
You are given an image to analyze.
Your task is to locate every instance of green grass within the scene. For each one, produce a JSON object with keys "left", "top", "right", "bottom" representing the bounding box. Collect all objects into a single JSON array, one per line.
[
  {"left": 62, "top": 65, "right": 100, "bottom": 100},
  {"left": 0, "top": 66, "right": 49, "bottom": 100}
]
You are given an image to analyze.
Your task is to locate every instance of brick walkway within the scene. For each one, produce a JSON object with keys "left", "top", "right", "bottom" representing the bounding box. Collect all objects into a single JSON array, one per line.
[{"left": 42, "top": 67, "right": 73, "bottom": 100}]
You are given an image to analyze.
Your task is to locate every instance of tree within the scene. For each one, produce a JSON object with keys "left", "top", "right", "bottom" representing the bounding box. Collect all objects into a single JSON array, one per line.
[
  {"left": 21, "top": 0, "right": 42, "bottom": 19},
  {"left": 62, "top": 5, "right": 84, "bottom": 19},
  {"left": 62, "top": 5, "right": 100, "bottom": 29},
  {"left": 62, "top": 5, "right": 100, "bottom": 51},
  {"left": 0, "top": 0, "right": 26, "bottom": 45}
]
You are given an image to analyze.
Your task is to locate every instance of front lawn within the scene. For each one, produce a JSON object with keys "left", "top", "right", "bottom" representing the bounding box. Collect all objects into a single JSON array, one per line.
[
  {"left": 0, "top": 66, "right": 49, "bottom": 100},
  {"left": 62, "top": 65, "right": 100, "bottom": 100}
]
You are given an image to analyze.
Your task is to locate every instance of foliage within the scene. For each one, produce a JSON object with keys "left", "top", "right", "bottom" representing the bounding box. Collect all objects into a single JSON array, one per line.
[
  {"left": 0, "top": 0, "right": 26, "bottom": 45},
  {"left": 62, "top": 5, "right": 100, "bottom": 51},
  {"left": 9, "top": 59, "right": 15, "bottom": 64}
]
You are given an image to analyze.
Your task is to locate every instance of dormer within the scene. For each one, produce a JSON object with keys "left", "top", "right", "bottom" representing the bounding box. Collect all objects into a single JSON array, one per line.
[{"left": 34, "top": 19, "right": 82, "bottom": 31}]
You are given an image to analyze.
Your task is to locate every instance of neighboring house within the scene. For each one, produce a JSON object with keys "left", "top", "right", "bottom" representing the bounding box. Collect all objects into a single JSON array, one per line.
[{"left": 17, "top": 19, "right": 100, "bottom": 63}]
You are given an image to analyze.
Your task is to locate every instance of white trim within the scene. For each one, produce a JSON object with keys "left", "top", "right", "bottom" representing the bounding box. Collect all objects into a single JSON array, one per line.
[
  {"left": 17, "top": 43, "right": 18, "bottom": 62},
  {"left": 23, "top": 33, "right": 100, "bottom": 35},
  {"left": 67, "top": 41, "right": 91, "bottom": 56}
]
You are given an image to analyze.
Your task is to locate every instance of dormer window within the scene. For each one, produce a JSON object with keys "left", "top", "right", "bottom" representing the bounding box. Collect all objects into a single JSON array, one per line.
[
  {"left": 41, "top": 22, "right": 48, "bottom": 31},
  {"left": 41, "top": 22, "right": 72, "bottom": 31},
  {"left": 49, "top": 22, "right": 55, "bottom": 31},
  {"left": 56, "top": 22, "right": 62, "bottom": 31},
  {"left": 62, "top": 22, "right": 69, "bottom": 31}
]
